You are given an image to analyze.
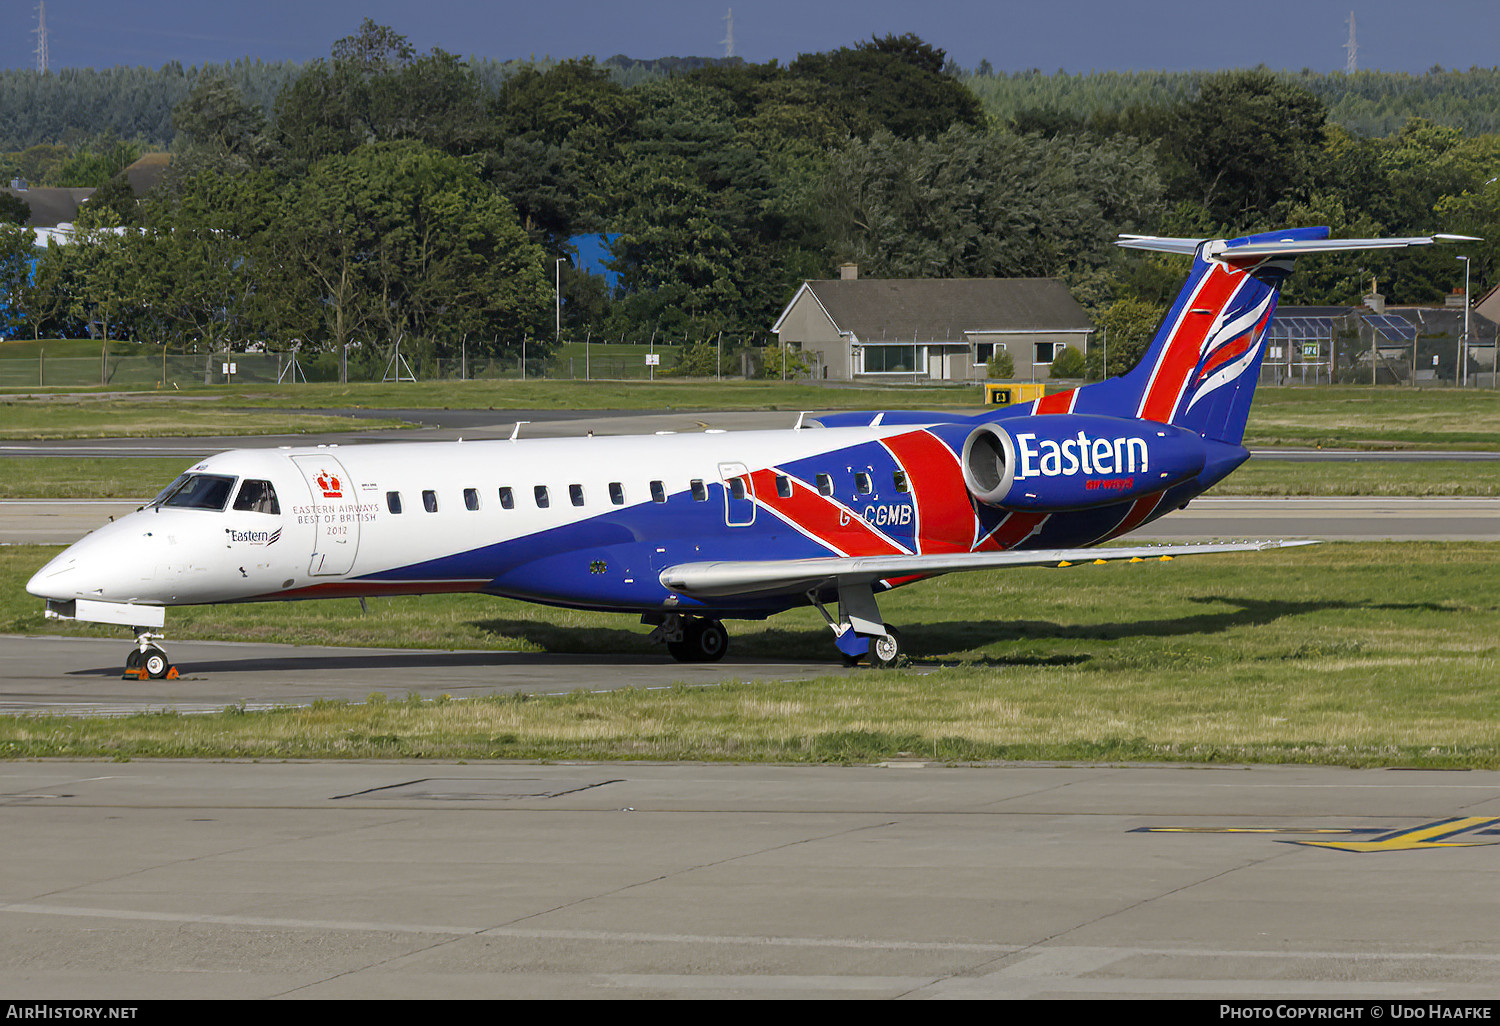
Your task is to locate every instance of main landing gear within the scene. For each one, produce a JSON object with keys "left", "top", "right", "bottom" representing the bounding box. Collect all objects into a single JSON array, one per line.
[
  {"left": 808, "top": 583, "right": 904, "bottom": 669},
  {"left": 648, "top": 614, "right": 730, "bottom": 663},
  {"left": 124, "top": 628, "right": 177, "bottom": 680}
]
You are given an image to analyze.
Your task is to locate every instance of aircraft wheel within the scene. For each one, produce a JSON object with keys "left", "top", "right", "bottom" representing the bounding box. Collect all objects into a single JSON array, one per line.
[
  {"left": 125, "top": 649, "right": 143, "bottom": 672},
  {"left": 870, "top": 626, "right": 902, "bottom": 669},
  {"left": 142, "top": 647, "right": 172, "bottom": 680},
  {"left": 669, "top": 618, "right": 729, "bottom": 663}
]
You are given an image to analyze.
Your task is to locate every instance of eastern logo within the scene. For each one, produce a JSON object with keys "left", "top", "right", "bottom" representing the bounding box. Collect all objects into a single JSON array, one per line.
[
  {"left": 227, "top": 527, "right": 281, "bottom": 546},
  {"left": 315, "top": 472, "right": 343, "bottom": 498},
  {"left": 1014, "top": 431, "right": 1150, "bottom": 481}
]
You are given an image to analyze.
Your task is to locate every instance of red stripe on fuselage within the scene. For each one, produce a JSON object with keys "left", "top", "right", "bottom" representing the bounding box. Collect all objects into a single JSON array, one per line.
[
  {"left": 749, "top": 468, "right": 907, "bottom": 557},
  {"left": 1138, "top": 265, "right": 1245, "bottom": 423},
  {"left": 975, "top": 511, "right": 1048, "bottom": 551},
  {"left": 878, "top": 429, "right": 973, "bottom": 553},
  {"left": 1035, "top": 389, "right": 1077, "bottom": 415},
  {"left": 1102, "top": 493, "right": 1165, "bottom": 542},
  {"left": 262, "top": 579, "right": 491, "bottom": 601}
]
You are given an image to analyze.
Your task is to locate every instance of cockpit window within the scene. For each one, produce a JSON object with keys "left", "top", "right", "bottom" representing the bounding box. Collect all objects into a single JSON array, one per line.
[
  {"left": 233, "top": 480, "right": 281, "bottom": 514},
  {"left": 158, "top": 474, "right": 237, "bottom": 511}
]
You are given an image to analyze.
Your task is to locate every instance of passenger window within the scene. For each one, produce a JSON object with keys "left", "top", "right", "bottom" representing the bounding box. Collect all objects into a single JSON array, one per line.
[
  {"left": 499, "top": 487, "right": 514, "bottom": 510},
  {"left": 690, "top": 479, "right": 708, "bottom": 502},
  {"left": 386, "top": 491, "right": 403, "bottom": 514},
  {"left": 650, "top": 480, "right": 666, "bottom": 503},
  {"left": 893, "top": 471, "right": 909, "bottom": 493},
  {"left": 233, "top": 479, "right": 280, "bottom": 514},
  {"left": 729, "top": 478, "right": 747, "bottom": 500},
  {"left": 464, "top": 488, "right": 480, "bottom": 511},
  {"left": 422, "top": 490, "right": 438, "bottom": 513},
  {"left": 776, "top": 474, "right": 792, "bottom": 498},
  {"left": 569, "top": 484, "right": 585, "bottom": 507},
  {"left": 534, "top": 485, "right": 550, "bottom": 509},
  {"left": 609, "top": 482, "right": 625, "bottom": 505},
  {"left": 855, "top": 472, "right": 873, "bottom": 495},
  {"left": 816, "top": 473, "right": 833, "bottom": 496}
]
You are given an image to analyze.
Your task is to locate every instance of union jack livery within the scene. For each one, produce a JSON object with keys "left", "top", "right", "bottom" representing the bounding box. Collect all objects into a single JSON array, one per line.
[{"left": 28, "top": 227, "right": 1473, "bottom": 677}]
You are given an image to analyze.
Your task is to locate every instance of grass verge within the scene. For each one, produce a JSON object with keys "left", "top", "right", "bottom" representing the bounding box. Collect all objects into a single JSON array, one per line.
[{"left": 3, "top": 542, "right": 1498, "bottom": 766}]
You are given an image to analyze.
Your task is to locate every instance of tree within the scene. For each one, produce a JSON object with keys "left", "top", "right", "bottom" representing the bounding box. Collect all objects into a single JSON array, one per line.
[
  {"left": 1164, "top": 70, "right": 1327, "bottom": 226},
  {"left": 1087, "top": 297, "right": 1167, "bottom": 379},
  {"left": 790, "top": 34, "right": 983, "bottom": 140},
  {"left": 276, "top": 141, "right": 551, "bottom": 361}
]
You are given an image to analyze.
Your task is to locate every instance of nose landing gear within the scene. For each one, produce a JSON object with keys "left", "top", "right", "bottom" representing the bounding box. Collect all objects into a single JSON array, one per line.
[{"left": 124, "top": 629, "right": 177, "bottom": 680}]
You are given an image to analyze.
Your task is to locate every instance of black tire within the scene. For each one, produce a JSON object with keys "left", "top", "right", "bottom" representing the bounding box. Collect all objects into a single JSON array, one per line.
[
  {"left": 870, "top": 626, "right": 902, "bottom": 669},
  {"left": 142, "top": 647, "right": 171, "bottom": 679},
  {"left": 125, "top": 649, "right": 143, "bottom": 671},
  {"left": 669, "top": 618, "right": 729, "bottom": 663}
]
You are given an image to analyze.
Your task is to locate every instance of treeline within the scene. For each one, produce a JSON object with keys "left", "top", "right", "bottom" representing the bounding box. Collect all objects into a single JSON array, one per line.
[{"left": 3, "top": 20, "right": 1500, "bottom": 379}]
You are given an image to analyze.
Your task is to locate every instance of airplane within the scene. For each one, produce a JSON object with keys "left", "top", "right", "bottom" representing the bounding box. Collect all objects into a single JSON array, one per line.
[{"left": 26, "top": 226, "right": 1474, "bottom": 679}]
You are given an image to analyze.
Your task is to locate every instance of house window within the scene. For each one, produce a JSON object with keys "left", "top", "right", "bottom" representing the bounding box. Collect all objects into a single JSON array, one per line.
[
  {"left": 422, "top": 490, "right": 438, "bottom": 513},
  {"left": 534, "top": 485, "right": 550, "bottom": 509},
  {"left": 1034, "top": 341, "right": 1059, "bottom": 364},
  {"left": 498, "top": 487, "right": 514, "bottom": 510},
  {"left": 650, "top": 480, "right": 667, "bottom": 503},
  {"left": 974, "top": 342, "right": 1005, "bottom": 366},
  {"left": 386, "top": 491, "right": 403, "bottom": 514},
  {"left": 861, "top": 344, "right": 924, "bottom": 374},
  {"left": 463, "top": 488, "right": 479, "bottom": 511}
]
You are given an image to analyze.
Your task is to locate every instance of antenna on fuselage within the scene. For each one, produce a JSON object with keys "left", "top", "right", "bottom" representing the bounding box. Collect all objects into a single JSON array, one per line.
[{"left": 510, "top": 421, "right": 529, "bottom": 441}]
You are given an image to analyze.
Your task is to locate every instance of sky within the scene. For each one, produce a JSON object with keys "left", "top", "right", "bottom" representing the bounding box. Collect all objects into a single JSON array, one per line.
[{"left": 3, "top": 0, "right": 1499, "bottom": 75}]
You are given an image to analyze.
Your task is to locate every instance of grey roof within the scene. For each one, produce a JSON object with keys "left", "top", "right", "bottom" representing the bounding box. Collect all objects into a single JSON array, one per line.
[
  {"left": 1, "top": 186, "right": 95, "bottom": 227},
  {"left": 789, "top": 278, "right": 1093, "bottom": 342}
]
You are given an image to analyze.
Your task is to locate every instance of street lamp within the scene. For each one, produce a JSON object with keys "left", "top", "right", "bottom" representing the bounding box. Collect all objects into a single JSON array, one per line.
[
  {"left": 555, "top": 257, "right": 566, "bottom": 347},
  {"left": 1457, "top": 255, "right": 1471, "bottom": 387}
]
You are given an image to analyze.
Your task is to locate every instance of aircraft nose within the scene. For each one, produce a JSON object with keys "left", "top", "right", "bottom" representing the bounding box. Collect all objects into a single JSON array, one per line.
[
  {"left": 26, "top": 550, "right": 79, "bottom": 599},
  {"left": 25, "top": 516, "right": 163, "bottom": 602}
]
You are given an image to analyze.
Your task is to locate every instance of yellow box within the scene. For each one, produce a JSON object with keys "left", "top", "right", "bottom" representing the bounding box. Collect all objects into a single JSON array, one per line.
[{"left": 983, "top": 383, "right": 1047, "bottom": 406}]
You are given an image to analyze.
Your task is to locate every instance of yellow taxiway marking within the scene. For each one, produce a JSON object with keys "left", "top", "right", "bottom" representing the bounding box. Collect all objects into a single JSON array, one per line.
[{"left": 1291, "top": 817, "right": 1500, "bottom": 853}]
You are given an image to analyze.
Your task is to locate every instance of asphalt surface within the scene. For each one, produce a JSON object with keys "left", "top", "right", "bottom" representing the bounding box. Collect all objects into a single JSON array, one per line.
[
  {"left": 3, "top": 760, "right": 1499, "bottom": 999},
  {"left": 5, "top": 408, "right": 1499, "bottom": 1001}
]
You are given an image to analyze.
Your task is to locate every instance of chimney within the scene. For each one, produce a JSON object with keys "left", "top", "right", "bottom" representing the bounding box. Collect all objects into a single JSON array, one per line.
[{"left": 838, "top": 262, "right": 857, "bottom": 281}]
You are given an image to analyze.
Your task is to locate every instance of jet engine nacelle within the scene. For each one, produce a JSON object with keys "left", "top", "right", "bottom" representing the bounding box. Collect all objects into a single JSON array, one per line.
[{"left": 958, "top": 414, "right": 1208, "bottom": 512}]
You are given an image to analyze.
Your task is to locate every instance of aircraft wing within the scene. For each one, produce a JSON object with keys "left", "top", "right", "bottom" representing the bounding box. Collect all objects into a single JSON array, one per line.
[{"left": 659, "top": 540, "right": 1317, "bottom": 598}]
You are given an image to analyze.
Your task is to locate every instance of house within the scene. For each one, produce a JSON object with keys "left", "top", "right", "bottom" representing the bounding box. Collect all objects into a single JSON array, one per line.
[{"left": 771, "top": 267, "right": 1094, "bottom": 382}]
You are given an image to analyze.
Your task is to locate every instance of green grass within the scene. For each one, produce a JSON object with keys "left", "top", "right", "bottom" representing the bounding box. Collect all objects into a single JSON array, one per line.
[
  {"left": 0, "top": 395, "right": 410, "bottom": 440},
  {"left": 1243, "top": 386, "right": 1500, "bottom": 450},
  {"left": 1204, "top": 458, "right": 1500, "bottom": 496},
  {"left": 4, "top": 542, "right": 1499, "bottom": 766}
]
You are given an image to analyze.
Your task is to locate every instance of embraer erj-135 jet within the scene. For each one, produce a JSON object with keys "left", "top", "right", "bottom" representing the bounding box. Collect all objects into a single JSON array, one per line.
[{"left": 28, "top": 228, "right": 1473, "bottom": 678}]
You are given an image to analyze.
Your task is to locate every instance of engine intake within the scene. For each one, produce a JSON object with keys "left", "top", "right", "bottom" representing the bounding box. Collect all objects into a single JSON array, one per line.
[{"left": 959, "top": 414, "right": 1208, "bottom": 512}]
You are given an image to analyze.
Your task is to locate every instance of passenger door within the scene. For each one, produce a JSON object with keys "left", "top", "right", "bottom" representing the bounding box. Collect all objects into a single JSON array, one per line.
[
  {"left": 717, "top": 462, "right": 756, "bottom": 527},
  {"left": 290, "top": 454, "right": 361, "bottom": 576}
]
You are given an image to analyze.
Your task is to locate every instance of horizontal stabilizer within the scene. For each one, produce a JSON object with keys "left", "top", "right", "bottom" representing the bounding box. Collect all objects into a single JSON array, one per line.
[
  {"left": 1118, "top": 232, "right": 1479, "bottom": 261},
  {"left": 661, "top": 540, "right": 1318, "bottom": 598}
]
